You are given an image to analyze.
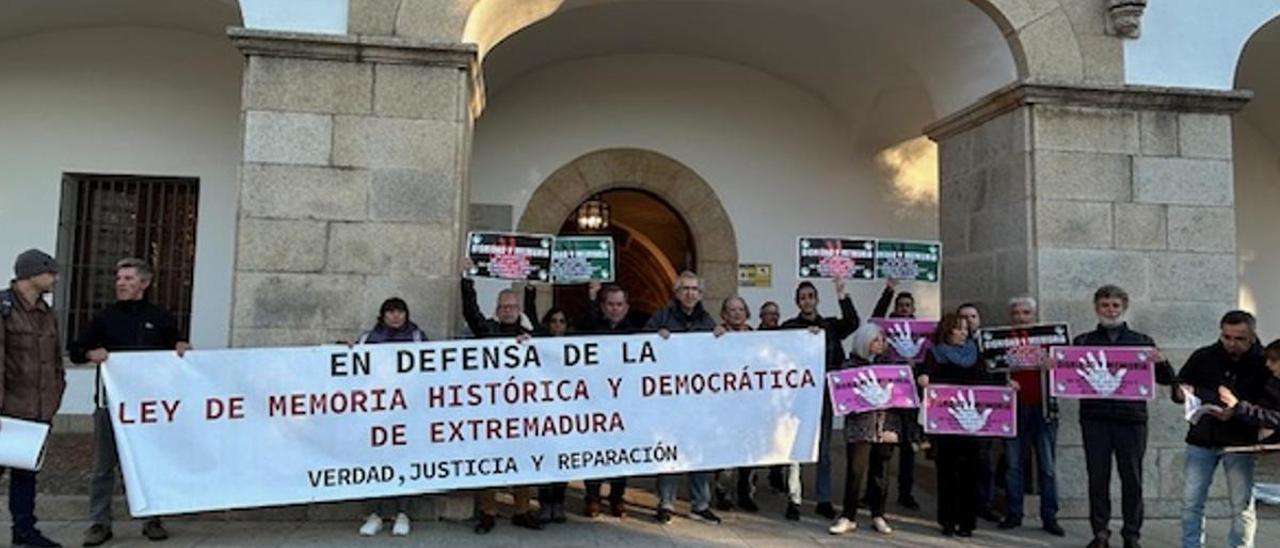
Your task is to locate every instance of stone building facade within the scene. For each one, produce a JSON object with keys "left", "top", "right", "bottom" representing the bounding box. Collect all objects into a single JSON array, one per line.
[
  {"left": 220, "top": 0, "right": 1265, "bottom": 519},
  {"left": 3, "top": 0, "right": 1279, "bottom": 521}
]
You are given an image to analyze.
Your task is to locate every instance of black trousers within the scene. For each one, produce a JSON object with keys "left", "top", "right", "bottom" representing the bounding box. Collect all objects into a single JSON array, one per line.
[
  {"left": 896, "top": 410, "right": 917, "bottom": 498},
  {"left": 934, "top": 436, "right": 979, "bottom": 532},
  {"left": 1081, "top": 419, "right": 1147, "bottom": 543},
  {"left": 841, "top": 442, "right": 893, "bottom": 519},
  {"left": 1, "top": 467, "right": 38, "bottom": 535},
  {"left": 975, "top": 440, "right": 997, "bottom": 511},
  {"left": 584, "top": 477, "right": 627, "bottom": 503},
  {"left": 731, "top": 467, "right": 755, "bottom": 502},
  {"left": 539, "top": 482, "right": 568, "bottom": 505}
]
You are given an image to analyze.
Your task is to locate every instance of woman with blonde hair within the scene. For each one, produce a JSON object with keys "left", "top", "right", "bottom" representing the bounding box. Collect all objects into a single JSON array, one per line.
[{"left": 713, "top": 296, "right": 762, "bottom": 512}]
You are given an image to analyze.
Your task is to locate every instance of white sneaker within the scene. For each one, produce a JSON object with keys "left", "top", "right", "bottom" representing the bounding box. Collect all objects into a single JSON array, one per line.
[
  {"left": 828, "top": 516, "right": 857, "bottom": 535},
  {"left": 359, "top": 513, "right": 383, "bottom": 536},
  {"left": 872, "top": 516, "right": 893, "bottom": 534},
  {"left": 392, "top": 512, "right": 411, "bottom": 536}
]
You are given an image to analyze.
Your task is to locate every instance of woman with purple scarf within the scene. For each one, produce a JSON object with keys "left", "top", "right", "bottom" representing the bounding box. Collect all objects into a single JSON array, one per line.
[{"left": 355, "top": 298, "right": 427, "bottom": 537}]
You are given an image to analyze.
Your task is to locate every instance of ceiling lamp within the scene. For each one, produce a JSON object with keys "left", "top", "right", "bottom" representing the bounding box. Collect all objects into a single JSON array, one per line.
[{"left": 575, "top": 194, "right": 611, "bottom": 232}]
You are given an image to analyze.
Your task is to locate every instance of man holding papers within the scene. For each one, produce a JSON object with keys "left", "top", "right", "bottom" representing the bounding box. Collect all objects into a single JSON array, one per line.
[
  {"left": 1, "top": 249, "right": 66, "bottom": 548},
  {"left": 1176, "top": 311, "right": 1268, "bottom": 548}
]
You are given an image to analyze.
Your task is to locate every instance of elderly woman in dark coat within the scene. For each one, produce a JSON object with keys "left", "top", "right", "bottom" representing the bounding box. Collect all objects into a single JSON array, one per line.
[{"left": 828, "top": 323, "right": 899, "bottom": 536}]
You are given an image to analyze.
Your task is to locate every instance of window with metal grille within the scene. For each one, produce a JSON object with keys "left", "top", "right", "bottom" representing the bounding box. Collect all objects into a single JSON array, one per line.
[{"left": 55, "top": 174, "right": 199, "bottom": 345}]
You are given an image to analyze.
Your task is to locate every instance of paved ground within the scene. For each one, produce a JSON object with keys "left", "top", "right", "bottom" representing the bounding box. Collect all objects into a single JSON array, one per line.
[
  {"left": 9, "top": 488, "right": 1277, "bottom": 548},
  {"left": 15, "top": 434, "right": 1280, "bottom": 546},
  {"left": 9, "top": 514, "right": 1277, "bottom": 547}
]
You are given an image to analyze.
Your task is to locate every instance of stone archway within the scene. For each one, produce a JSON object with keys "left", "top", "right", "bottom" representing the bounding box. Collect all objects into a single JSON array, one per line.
[
  {"left": 1234, "top": 13, "right": 1280, "bottom": 341},
  {"left": 517, "top": 148, "right": 738, "bottom": 312},
  {"left": 456, "top": 0, "right": 1093, "bottom": 85}
]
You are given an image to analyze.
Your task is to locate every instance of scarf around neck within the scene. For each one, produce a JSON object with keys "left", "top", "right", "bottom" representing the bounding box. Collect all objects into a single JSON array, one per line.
[{"left": 932, "top": 339, "right": 979, "bottom": 368}]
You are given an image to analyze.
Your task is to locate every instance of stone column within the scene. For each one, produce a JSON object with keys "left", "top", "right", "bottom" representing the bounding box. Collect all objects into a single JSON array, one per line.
[
  {"left": 927, "top": 82, "right": 1251, "bottom": 518},
  {"left": 228, "top": 29, "right": 476, "bottom": 346},
  {"left": 227, "top": 29, "right": 477, "bottom": 520}
]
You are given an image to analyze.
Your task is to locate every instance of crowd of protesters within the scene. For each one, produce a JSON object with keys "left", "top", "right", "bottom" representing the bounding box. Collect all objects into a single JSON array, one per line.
[{"left": 2, "top": 247, "right": 1276, "bottom": 548}]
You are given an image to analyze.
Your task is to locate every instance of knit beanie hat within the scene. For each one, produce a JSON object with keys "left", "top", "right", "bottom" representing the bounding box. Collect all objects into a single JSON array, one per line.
[{"left": 13, "top": 249, "right": 58, "bottom": 280}]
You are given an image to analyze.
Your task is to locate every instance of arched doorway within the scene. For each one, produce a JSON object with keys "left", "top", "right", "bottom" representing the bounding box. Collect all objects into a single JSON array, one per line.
[
  {"left": 553, "top": 189, "right": 695, "bottom": 321},
  {"left": 1235, "top": 14, "right": 1280, "bottom": 342},
  {"left": 467, "top": 0, "right": 1024, "bottom": 321},
  {"left": 516, "top": 148, "right": 738, "bottom": 318}
]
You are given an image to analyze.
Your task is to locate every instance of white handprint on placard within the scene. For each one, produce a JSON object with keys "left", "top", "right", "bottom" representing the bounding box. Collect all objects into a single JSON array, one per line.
[
  {"left": 853, "top": 370, "right": 895, "bottom": 408},
  {"left": 888, "top": 322, "right": 927, "bottom": 360},
  {"left": 1075, "top": 351, "right": 1127, "bottom": 396},
  {"left": 947, "top": 389, "right": 994, "bottom": 433}
]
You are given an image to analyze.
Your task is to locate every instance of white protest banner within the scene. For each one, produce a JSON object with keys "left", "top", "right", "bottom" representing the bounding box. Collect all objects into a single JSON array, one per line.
[{"left": 102, "top": 330, "right": 824, "bottom": 517}]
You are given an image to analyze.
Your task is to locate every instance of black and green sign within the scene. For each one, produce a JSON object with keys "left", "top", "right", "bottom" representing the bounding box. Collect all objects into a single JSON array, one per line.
[
  {"left": 552, "top": 236, "right": 615, "bottom": 283},
  {"left": 466, "top": 231, "right": 554, "bottom": 281},
  {"left": 875, "top": 240, "right": 941, "bottom": 282},
  {"left": 797, "top": 237, "right": 877, "bottom": 280}
]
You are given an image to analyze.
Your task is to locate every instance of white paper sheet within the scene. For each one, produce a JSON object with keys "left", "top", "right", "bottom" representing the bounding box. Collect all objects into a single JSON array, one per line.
[{"left": 0, "top": 417, "right": 50, "bottom": 471}]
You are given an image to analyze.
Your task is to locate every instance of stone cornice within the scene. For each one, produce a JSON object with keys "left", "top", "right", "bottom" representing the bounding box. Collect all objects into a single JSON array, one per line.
[
  {"left": 925, "top": 81, "right": 1253, "bottom": 141},
  {"left": 227, "top": 27, "right": 477, "bottom": 69}
]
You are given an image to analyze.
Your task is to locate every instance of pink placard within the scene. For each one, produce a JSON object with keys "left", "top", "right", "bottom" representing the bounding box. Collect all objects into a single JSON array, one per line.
[
  {"left": 923, "top": 384, "right": 1018, "bottom": 438},
  {"left": 1049, "top": 346, "right": 1157, "bottom": 401},
  {"left": 827, "top": 365, "right": 920, "bottom": 416},
  {"left": 870, "top": 319, "right": 937, "bottom": 363}
]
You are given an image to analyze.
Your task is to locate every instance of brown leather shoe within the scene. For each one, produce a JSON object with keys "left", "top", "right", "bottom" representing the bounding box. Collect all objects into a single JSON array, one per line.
[
  {"left": 609, "top": 499, "right": 628, "bottom": 519},
  {"left": 141, "top": 519, "right": 168, "bottom": 541},
  {"left": 82, "top": 524, "right": 113, "bottom": 547},
  {"left": 584, "top": 497, "right": 601, "bottom": 518},
  {"left": 473, "top": 513, "right": 495, "bottom": 535}
]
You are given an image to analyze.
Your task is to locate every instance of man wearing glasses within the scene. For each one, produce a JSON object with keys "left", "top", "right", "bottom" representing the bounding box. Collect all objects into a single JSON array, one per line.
[{"left": 645, "top": 271, "right": 721, "bottom": 524}]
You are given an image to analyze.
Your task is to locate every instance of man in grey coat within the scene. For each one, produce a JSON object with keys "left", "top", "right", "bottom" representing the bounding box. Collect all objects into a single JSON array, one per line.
[{"left": 646, "top": 271, "right": 720, "bottom": 525}]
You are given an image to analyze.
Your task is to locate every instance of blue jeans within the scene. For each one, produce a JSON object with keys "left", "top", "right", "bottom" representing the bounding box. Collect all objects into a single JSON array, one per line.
[
  {"left": 1004, "top": 404, "right": 1058, "bottom": 521},
  {"left": 1181, "top": 445, "right": 1256, "bottom": 548},
  {"left": 657, "top": 472, "right": 712, "bottom": 512}
]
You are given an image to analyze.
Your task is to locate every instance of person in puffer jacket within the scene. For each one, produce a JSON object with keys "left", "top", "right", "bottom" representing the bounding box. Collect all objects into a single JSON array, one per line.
[{"left": 828, "top": 323, "right": 899, "bottom": 537}]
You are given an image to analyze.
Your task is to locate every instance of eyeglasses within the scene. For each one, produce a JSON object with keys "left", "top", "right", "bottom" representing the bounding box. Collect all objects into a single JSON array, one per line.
[{"left": 678, "top": 286, "right": 702, "bottom": 293}]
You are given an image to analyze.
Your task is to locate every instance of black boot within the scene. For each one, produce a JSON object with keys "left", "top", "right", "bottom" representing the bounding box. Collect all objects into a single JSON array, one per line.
[{"left": 12, "top": 528, "right": 61, "bottom": 548}]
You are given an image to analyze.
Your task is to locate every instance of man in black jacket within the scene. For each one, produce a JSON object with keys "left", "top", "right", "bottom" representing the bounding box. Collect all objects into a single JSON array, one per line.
[
  {"left": 579, "top": 282, "right": 643, "bottom": 518},
  {"left": 1073, "top": 285, "right": 1176, "bottom": 548},
  {"left": 1217, "top": 339, "right": 1280, "bottom": 430},
  {"left": 70, "top": 258, "right": 188, "bottom": 546},
  {"left": 1177, "top": 310, "right": 1268, "bottom": 548},
  {"left": 459, "top": 274, "right": 541, "bottom": 534},
  {"left": 780, "top": 276, "right": 859, "bottom": 519},
  {"left": 871, "top": 279, "right": 915, "bottom": 320}
]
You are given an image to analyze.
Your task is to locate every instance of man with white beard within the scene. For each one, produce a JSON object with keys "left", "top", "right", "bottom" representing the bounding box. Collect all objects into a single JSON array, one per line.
[{"left": 1071, "top": 285, "right": 1176, "bottom": 548}]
